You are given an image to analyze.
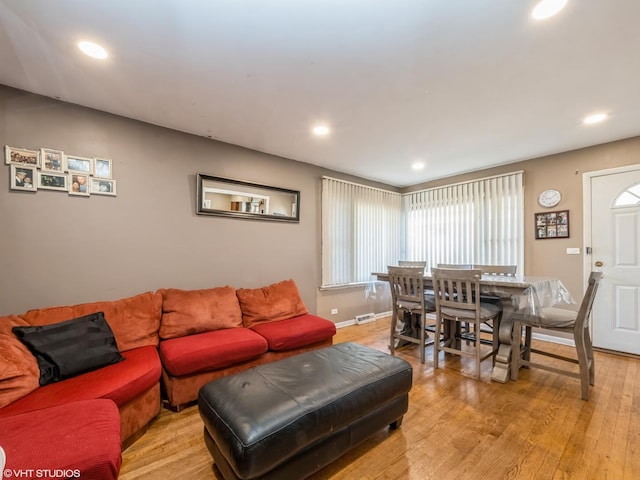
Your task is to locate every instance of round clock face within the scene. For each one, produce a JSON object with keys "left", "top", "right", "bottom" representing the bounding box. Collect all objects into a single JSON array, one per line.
[{"left": 538, "top": 189, "right": 561, "bottom": 208}]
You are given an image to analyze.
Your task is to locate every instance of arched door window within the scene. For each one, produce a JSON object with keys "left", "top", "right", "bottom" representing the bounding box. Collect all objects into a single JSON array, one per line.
[{"left": 613, "top": 182, "right": 640, "bottom": 207}]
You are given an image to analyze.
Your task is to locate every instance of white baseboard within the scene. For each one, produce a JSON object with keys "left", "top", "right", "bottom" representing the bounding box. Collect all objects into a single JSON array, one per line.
[
  {"left": 531, "top": 332, "right": 575, "bottom": 347},
  {"left": 336, "top": 311, "right": 392, "bottom": 329},
  {"left": 335, "top": 319, "right": 357, "bottom": 329}
]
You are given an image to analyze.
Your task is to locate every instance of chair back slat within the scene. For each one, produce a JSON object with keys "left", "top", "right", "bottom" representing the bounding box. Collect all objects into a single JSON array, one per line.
[
  {"left": 387, "top": 266, "right": 425, "bottom": 307},
  {"left": 432, "top": 268, "right": 482, "bottom": 314},
  {"left": 437, "top": 263, "right": 473, "bottom": 269},
  {"left": 575, "top": 271, "right": 603, "bottom": 334},
  {"left": 399, "top": 260, "right": 427, "bottom": 271},
  {"left": 473, "top": 264, "right": 517, "bottom": 276}
]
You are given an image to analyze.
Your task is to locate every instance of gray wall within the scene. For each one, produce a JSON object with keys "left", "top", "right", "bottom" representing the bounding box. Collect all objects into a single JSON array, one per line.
[
  {"left": 1, "top": 85, "right": 385, "bottom": 317},
  {"left": 6, "top": 85, "right": 636, "bottom": 322}
]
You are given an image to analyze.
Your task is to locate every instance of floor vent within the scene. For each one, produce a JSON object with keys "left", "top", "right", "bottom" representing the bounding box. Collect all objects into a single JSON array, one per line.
[{"left": 355, "top": 313, "right": 376, "bottom": 325}]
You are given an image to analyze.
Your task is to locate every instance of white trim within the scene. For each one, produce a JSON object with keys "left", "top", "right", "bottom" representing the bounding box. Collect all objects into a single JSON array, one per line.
[
  {"left": 336, "top": 311, "right": 392, "bottom": 329},
  {"left": 336, "top": 319, "right": 357, "bottom": 328},
  {"left": 319, "top": 282, "right": 369, "bottom": 291}
]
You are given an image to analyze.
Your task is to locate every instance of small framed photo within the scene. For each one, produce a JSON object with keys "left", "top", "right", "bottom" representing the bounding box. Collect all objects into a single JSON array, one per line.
[
  {"left": 66, "top": 155, "right": 93, "bottom": 175},
  {"left": 535, "top": 210, "right": 570, "bottom": 239},
  {"left": 10, "top": 164, "right": 38, "bottom": 191},
  {"left": 94, "top": 157, "right": 112, "bottom": 178},
  {"left": 91, "top": 178, "right": 117, "bottom": 196},
  {"left": 69, "top": 174, "right": 90, "bottom": 196},
  {"left": 40, "top": 148, "right": 66, "bottom": 172},
  {"left": 38, "top": 171, "right": 68, "bottom": 191},
  {"left": 5, "top": 145, "right": 40, "bottom": 167}
]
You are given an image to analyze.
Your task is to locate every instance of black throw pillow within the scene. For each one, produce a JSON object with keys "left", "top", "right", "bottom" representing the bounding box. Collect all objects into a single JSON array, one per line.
[{"left": 12, "top": 311, "right": 125, "bottom": 386}]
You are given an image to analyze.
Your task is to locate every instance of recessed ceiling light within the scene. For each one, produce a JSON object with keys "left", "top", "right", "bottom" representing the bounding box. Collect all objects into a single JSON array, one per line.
[
  {"left": 411, "top": 161, "right": 425, "bottom": 171},
  {"left": 583, "top": 113, "right": 608, "bottom": 125},
  {"left": 78, "top": 41, "right": 108, "bottom": 59},
  {"left": 532, "top": 0, "right": 567, "bottom": 20},
  {"left": 312, "top": 125, "right": 330, "bottom": 136}
]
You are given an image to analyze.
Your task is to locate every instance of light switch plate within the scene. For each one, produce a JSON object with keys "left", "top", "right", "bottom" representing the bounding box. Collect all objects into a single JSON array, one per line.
[{"left": 566, "top": 247, "right": 580, "bottom": 255}]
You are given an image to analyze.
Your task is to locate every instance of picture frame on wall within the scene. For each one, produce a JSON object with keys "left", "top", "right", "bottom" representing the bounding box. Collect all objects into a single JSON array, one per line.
[
  {"left": 40, "top": 148, "right": 66, "bottom": 172},
  {"left": 38, "top": 171, "right": 68, "bottom": 191},
  {"left": 5, "top": 145, "right": 40, "bottom": 167},
  {"left": 10, "top": 164, "right": 38, "bottom": 191},
  {"left": 69, "top": 174, "right": 90, "bottom": 196},
  {"left": 535, "top": 210, "right": 569, "bottom": 239},
  {"left": 93, "top": 157, "right": 112, "bottom": 178},
  {"left": 66, "top": 155, "right": 93, "bottom": 175},
  {"left": 90, "top": 178, "right": 117, "bottom": 196}
]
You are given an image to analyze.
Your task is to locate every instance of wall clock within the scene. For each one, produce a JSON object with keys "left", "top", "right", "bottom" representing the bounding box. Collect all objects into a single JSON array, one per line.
[{"left": 538, "top": 189, "right": 561, "bottom": 208}]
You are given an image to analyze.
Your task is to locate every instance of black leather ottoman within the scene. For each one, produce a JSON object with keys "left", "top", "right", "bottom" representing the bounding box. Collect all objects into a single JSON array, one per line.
[{"left": 198, "top": 342, "right": 412, "bottom": 480}]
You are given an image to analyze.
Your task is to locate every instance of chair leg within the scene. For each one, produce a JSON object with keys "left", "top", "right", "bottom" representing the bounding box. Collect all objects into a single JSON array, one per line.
[
  {"left": 523, "top": 326, "right": 532, "bottom": 363},
  {"left": 389, "top": 309, "right": 398, "bottom": 355},
  {"left": 585, "top": 327, "right": 595, "bottom": 386},
  {"left": 575, "top": 327, "right": 591, "bottom": 400},
  {"left": 475, "top": 320, "right": 481, "bottom": 379},
  {"left": 419, "top": 313, "right": 426, "bottom": 364},
  {"left": 434, "top": 315, "right": 441, "bottom": 369}
]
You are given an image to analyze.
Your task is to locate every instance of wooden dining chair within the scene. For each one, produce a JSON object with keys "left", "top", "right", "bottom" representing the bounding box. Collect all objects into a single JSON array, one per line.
[
  {"left": 431, "top": 268, "right": 502, "bottom": 379},
  {"left": 387, "top": 266, "right": 434, "bottom": 363},
  {"left": 470, "top": 264, "right": 517, "bottom": 341},
  {"left": 510, "top": 271, "right": 603, "bottom": 400}
]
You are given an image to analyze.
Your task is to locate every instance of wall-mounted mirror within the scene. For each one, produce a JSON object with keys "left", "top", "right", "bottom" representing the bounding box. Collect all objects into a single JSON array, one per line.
[{"left": 197, "top": 174, "right": 300, "bottom": 222}]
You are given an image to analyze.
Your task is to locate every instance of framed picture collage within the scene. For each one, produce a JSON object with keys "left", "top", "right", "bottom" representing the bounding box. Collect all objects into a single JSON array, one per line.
[{"left": 6, "top": 145, "right": 117, "bottom": 196}]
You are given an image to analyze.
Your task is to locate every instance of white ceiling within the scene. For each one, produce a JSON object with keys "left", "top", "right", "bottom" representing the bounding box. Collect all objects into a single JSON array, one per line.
[{"left": 1, "top": 0, "right": 639, "bottom": 187}]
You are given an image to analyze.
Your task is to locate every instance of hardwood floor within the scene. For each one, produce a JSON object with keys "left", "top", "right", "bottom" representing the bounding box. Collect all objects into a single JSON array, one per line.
[{"left": 120, "top": 318, "right": 640, "bottom": 479}]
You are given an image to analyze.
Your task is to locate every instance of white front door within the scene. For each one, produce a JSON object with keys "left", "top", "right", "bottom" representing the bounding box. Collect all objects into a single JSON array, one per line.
[{"left": 590, "top": 166, "right": 640, "bottom": 354}]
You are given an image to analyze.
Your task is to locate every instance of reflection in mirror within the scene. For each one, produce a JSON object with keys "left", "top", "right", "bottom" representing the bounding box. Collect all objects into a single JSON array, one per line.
[{"left": 197, "top": 174, "right": 300, "bottom": 222}]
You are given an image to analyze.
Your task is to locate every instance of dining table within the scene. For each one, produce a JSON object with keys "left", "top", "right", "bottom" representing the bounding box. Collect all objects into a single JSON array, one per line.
[{"left": 372, "top": 271, "right": 574, "bottom": 382}]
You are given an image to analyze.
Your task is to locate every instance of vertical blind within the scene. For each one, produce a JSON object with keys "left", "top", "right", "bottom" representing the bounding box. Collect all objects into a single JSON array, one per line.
[
  {"left": 321, "top": 172, "right": 524, "bottom": 287},
  {"left": 403, "top": 172, "right": 524, "bottom": 271},
  {"left": 322, "top": 177, "right": 402, "bottom": 286}
]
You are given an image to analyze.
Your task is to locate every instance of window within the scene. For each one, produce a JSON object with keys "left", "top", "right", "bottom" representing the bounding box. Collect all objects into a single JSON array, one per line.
[
  {"left": 321, "top": 172, "right": 524, "bottom": 287},
  {"left": 613, "top": 182, "right": 640, "bottom": 207},
  {"left": 402, "top": 172, "right": 524, "bottom": 271},
  {"left": 321, "top": 177, "right": 402, "bottom": 286}
]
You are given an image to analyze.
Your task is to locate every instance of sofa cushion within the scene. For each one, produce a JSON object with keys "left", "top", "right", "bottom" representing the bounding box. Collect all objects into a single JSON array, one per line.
[
  {"left": 236, "top": 279, "right": 309, "bottom": 328},
  {"left": 0, "top": 315, "right": 39, "bottom": 409},
  {"left": 0, "top": 399, "right": 121, "bottom": 480},
  {"left": 250, "top": 314, "right": 337, "bottom": 351},
  {"left": 160, "top": 328, "right": 268, "bottom": 377},
  {"left": 18, "top": 291, "right": 162, "bottom": 352},
  {"left": 159, "top": 286, "right": 243, "bottom": 340},
  {"left": 0, "top": 346, "right": 160, "bottom": 418},
  {"left": 12, "top": 312, "right": 124, "bottom": 386}
]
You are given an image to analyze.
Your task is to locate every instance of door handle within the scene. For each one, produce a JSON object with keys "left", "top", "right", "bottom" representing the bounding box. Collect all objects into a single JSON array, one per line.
[{"left": 594, "top": 261, "right": 604, "bottom": 267}]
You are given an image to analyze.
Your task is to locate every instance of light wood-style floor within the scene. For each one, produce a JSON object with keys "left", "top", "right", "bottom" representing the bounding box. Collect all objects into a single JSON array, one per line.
[{"left": 120, "top": 318, "right": 640, "bottom": 480}]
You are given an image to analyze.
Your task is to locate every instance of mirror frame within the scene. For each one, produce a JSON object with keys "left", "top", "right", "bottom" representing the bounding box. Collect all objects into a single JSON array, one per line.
[{"left": 196, "top": 173, "right": 300, "bottom": 223}]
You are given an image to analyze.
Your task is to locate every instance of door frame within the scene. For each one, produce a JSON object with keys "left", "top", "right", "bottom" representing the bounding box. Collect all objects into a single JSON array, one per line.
[{"left": 582, "top": 163, "right": 640, "bottom": 325}]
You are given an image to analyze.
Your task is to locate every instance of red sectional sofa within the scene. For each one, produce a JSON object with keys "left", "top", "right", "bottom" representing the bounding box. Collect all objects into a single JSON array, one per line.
[
  {"left": 0, "top": 279, "right": 336, "bottom": 478},
  {"left": 159, "top": 281, "right": 336, "bottom": 409}
]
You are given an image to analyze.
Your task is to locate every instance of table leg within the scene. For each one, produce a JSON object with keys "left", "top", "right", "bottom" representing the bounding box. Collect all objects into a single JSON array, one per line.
[{"left": 491, "top": 307, "right": 515, "bottom": 383}]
